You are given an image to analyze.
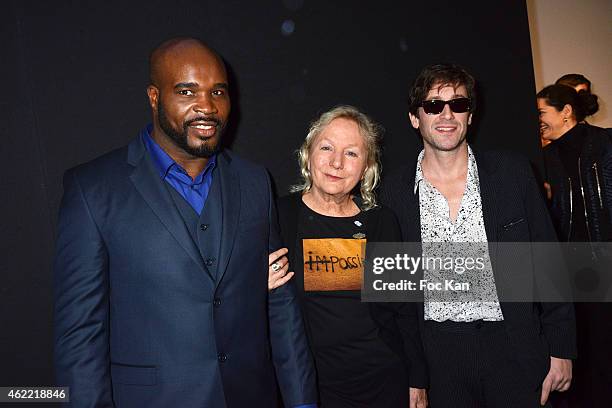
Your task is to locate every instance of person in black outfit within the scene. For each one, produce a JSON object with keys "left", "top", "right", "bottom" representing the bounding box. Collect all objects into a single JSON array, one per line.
[
  {"left": 538, "top": 83, "right": 612, "bottom": 407},
  {"left": 379, "top": 64, "right": 576, "bottom": 407},
  {"left": 538, "top": 84, "right": 612, "bottom": 243},
  {"left": 268, "top": 105, "right": 428, "bottom": 408}
]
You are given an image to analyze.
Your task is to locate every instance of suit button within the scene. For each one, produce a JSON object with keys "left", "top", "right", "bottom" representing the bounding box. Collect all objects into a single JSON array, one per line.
[
  {"left": 200, "top": 224, "right": 209, "bottom": 231},
  {"left": 213, "top": 298, "right": 221, "bottom": 307},
  {"left": 205, "top": 258, "right": 216, "bottom": 267},
  {"left": 217, "top": 352, "right": 227, "bottom": 362}
]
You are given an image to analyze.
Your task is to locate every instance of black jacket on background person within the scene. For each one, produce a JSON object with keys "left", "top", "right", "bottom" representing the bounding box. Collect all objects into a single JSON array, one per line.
[
  {"left": 542, "top": 123, "right": 612, "bottom": 406},
  {"left": 378, "top": 149, "right": 577, "bottom": 389},
  {"left": 276, "top": 193, "right": 428, "bottom": 392},
  {"left": 543, "top": 123, "right": 612, "bottom": 243}
]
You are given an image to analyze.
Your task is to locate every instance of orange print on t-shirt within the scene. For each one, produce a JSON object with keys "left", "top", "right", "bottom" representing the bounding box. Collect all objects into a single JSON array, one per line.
[{"left": 302, "top": 238, "right": 365, "bottom": 291}]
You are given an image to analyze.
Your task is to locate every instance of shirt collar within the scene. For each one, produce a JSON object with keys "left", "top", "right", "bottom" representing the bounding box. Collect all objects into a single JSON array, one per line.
[
  {"left": 465, "top": 146, "right": 480, "bottom": 196},
  {"left": 141, "top": 124, "right": 217, "bottom": 181},
  {"left": 413, "top": 145, "right": 478, "bottom": 195},
  {"left": 414, "top": 150, "right": 426, "bottom": 195},
  {"left": 142, "top": 124, "right": 174, "bottom": 179}
]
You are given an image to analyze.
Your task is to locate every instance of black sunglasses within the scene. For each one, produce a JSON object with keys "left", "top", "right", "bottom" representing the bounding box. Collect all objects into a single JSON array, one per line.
[{"left": 421, "top": 97, "right": 471, "bottom": 115}]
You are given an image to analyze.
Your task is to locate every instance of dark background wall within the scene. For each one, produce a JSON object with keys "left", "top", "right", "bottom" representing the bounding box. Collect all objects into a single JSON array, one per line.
[{"left": 1, "top": 0, "right": 540, "bottom": 388}]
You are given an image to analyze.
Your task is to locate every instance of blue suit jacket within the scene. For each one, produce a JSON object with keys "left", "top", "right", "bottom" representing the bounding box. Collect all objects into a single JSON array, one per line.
[{"left": 53, "top": 136, "right": 317, "bottom": 407}]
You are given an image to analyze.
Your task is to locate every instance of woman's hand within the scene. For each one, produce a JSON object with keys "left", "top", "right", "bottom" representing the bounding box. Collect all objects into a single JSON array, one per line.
[{"left": 268, "top": 247, "right": 294, "bottom": 290}]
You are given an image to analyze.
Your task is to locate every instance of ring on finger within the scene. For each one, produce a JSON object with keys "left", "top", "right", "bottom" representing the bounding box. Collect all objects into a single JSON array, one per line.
[{"left": 271, "top": 262, "right": 281, "bottom": 272}]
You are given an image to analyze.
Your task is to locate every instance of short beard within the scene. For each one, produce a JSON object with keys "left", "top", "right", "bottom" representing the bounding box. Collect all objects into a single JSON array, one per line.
[{"left": 157, "top": 101, "right": 223, "bottom": 158}]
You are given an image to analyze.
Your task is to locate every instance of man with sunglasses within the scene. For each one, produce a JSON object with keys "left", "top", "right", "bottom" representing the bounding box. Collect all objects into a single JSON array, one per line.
[{"left": 380, "top": 63, "right": 576, "bottom": 407}]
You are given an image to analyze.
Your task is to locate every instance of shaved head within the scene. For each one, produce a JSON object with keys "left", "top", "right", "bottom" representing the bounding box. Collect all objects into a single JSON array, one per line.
[
  {"left": 146, "top": 37, "right": 230, "bottom": 163},
  {"left": 149, "top": 37, "right": 225, "bottom": 86}
]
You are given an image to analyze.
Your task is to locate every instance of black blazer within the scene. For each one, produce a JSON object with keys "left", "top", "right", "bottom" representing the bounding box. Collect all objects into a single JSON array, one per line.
[
  {"left": 378, "top": 149, "right": 577, "bottom": 387},
  {"left": 276, "top": 193, "right": 429, "bottom": 388}
]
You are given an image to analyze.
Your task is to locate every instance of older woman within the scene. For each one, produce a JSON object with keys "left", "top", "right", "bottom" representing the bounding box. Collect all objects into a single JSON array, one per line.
[{"left": 268, "top": 106, "right": 427, "bottom": 407}]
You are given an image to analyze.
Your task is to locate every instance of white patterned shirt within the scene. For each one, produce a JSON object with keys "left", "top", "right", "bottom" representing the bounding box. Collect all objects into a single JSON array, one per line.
[{"left": 415, "top": 146, "right": 503, "bottom": 322}]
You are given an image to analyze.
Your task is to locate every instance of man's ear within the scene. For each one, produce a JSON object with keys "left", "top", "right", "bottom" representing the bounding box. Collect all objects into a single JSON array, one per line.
[
  {"left": 409, "top": 112, "right": 420, "bottom": 129},
  {"left": 147, "top": 85, "right": 159, "bottom": 112},
  {"left": 468, "top": 113, "right": 472, "bottom": 125}
]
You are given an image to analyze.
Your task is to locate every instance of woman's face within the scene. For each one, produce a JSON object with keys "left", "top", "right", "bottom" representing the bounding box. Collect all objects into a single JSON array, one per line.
[
  {"left": 308, "top": 118, "right": 368, "bottom": 199},
  {"left": 538, "top": 98, "right": 571, "bottom": 141}
]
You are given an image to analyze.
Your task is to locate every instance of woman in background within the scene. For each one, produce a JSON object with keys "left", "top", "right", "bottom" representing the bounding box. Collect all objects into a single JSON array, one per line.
[
  {"left": 556, "top": 73, "right": 596, "bottom": 97},
  {"left": 538, "top": 84, "right": 611, "bottom": 242},
  {"left": 268, "top": 106, "right": 427, "bottom": 407},
  {"left": 540, "top": 73, "right": 600, "bottom": 147},
  {"left": 537, "top": 83, "right": 612, "bottom": 407}
]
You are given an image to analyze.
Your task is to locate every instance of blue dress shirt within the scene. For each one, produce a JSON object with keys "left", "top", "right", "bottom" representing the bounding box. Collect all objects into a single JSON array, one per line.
[{"left": 142, "top": 125, "right": 216, "bottom": 214}]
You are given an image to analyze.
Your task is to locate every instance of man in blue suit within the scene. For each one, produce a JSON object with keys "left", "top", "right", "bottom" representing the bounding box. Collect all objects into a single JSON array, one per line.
[{"left": 54, "top": 37, "right": 317, "bottom": 407}]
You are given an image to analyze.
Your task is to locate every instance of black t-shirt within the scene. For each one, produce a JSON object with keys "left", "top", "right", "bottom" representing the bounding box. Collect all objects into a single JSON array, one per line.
[{"left": 296, "top": 201, "right": 407, "bottom": 406}]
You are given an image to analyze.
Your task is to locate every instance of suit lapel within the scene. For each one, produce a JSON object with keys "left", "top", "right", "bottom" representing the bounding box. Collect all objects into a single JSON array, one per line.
[
  {"left": 215, "top": 151, "right": 240, "bottom": 288},
  {"left": 474, "top": 152, "right": 500, "bottom": 279},
  {"left": 405, "top": 192, "right": 422, "bottom": 242},
  {"left": 475, "top": 152, "right": 499, "bottom": 243},
  {"left": 127, "top": 137, "right": 211, "bottom": 279},
  {"left": 400, "top": 166, "right": 423, "bottom": 242}
]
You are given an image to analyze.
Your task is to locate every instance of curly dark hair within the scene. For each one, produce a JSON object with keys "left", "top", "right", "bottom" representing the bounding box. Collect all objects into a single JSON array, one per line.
[{"left": 408, "top": 63, "right": 476, "bottom": 116}]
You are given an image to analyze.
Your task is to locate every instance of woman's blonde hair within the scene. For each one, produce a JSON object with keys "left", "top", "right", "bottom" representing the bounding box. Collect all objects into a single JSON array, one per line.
[{"left": 290, "top": 105, "right": 383, "bottom": 210}]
